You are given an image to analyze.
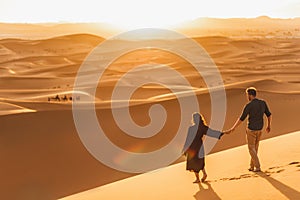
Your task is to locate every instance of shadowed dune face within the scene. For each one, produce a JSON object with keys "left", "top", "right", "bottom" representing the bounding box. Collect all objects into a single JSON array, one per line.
[{"left": 0, "top": 32, "right": 300, "bottom": 200}]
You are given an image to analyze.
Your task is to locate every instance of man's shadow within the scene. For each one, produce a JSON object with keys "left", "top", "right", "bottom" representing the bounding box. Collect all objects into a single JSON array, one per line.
[
  {"left": 257, "top": 172, "right": 300, "bottom": 200},
  {"left": 194, "top": 182, "right": 221, "bottom": 200}
]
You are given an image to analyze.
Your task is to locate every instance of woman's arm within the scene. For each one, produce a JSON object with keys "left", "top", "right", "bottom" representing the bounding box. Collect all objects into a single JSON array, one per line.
[{"left": 206, "top": 128, "right": 223, "bottom": 139}]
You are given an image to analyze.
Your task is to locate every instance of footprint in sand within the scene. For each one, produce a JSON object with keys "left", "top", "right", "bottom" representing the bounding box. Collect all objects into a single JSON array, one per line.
[
  {"left": 288, "top": 161, "right": 299, "bottom": 165},
  {"left": 268, "top": 166, "right": 281, "bottom": 170},
  {"left": 217, "top": 173, "right": 258, "bottom": 182},
  {"left": 265, "top": 167, "right": 285, "bottom": 175},
  {"left": 209, "top": 162, "right": 299, "bottom": 183},
  {"left": 290, "top": 162, "right": 300, "bottom": 171},
  {"left": 276, "top": 169, "right": 285, "bottom": 173},
  {"left": 240, "top": 174, "right": 254, "bottom": 178},
  {"left": 229, "top": 177, "right": 240, "bottom": 180}
]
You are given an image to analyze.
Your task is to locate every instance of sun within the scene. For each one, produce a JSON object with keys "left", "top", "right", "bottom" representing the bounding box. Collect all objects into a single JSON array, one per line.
[
  {"left": 103, "top": 15, "right": 181, "bottom": 30},
  {"left": 90, "top": 0, "right": 198, "bottom": 29}
]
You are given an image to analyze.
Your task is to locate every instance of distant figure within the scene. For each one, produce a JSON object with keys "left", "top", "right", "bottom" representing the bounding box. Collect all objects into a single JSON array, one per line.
[
  {"left": 48, "top": 94, "right": 61, "bottom": 102},
  {"left": 183, "top": 113, "right": 227, "bottom": 183},
  {"left": 228, "top": 87, "right": 272, "bottom": 172},
  {"left": 55, "top": 95, "right": 60, "bottom": 101},
  {"left": 62, "top": 95, "right": 68, "bottom": 101}
]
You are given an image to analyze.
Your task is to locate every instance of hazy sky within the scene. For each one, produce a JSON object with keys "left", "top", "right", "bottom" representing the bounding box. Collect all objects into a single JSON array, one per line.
[{"left": 0, "top": 0, "right": 299, "bottom": 28}]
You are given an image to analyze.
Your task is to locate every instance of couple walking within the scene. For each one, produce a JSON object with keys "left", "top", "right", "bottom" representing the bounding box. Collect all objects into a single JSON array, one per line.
[{"left": 184, "top": 87, "right": 272, "bottom": 183}]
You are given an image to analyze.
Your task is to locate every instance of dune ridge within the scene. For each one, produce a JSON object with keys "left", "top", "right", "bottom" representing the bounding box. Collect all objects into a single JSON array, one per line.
[
  {"left": 1, "top": 33, "right": 299, "bottom": 101},
  {"left": 60, "top": 131, "right": 300, "bottom": 200},
  {"left": 0, "top": 102, "right": 35, "bottom": 115},
  {"left": 0, "top": 27, "right": 300, "bottom": 199}
]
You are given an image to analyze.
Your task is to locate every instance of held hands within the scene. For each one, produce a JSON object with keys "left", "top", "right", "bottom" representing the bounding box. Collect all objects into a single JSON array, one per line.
[
  {"left": 219, "top": 128, "right": 234, "bottom": 139},
  {"left": 266, "top": 126, "right": 271, "bottom": 133}
]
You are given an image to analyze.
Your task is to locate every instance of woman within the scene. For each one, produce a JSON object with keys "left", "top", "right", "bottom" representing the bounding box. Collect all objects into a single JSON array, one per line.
[{"left": 184, "top": 112, "right": 227, "bottom": 183}]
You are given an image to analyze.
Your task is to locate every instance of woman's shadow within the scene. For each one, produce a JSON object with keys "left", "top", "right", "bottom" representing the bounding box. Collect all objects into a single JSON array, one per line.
[
  {"left": 194, "top": 182, "right": 221, "bottom": 200},
  {"left": 193, "top": 172, "right": 300, "bottom": 200}
]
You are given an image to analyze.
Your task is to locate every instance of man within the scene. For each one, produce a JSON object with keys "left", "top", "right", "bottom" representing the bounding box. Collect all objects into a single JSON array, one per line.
[{"left": 229, "top": 87, "right": 272, "bottom": 172}]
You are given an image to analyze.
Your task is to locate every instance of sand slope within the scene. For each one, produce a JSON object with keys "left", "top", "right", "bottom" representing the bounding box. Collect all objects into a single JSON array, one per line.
[
  {"left": 61, "top": 131, "right": 300, "bottom": 200},
  {"left": 0, "top": 29, "right": 300, "bottom": 200},
  {"left": 0, "top": 86, "right": 299, "bottom": 199}
]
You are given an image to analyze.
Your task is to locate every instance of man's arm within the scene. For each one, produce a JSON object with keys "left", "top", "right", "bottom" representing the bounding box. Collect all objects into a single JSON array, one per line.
[
  {"left": 264, "top": 101, "right": 272, "bottom": 133},
  {"left": 266, "top": 115, "right": 271, "bottom": 133},
  {"left": 224, "top": 119, "right": 242, "bottom": 134},
  {"left": 228, "top": 104, "right": 249, "bottom": 134},
  {"left": 230, "top": 118, "right": 243, "bottom": 132}
]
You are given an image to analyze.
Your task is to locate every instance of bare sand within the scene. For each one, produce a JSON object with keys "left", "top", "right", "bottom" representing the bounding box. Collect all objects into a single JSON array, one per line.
[
  {"left": 0, "top": 23, "right": 300, "bottom": 199},
  {"left": 60, "top": 131, "right": 300, "bottom": 200}
]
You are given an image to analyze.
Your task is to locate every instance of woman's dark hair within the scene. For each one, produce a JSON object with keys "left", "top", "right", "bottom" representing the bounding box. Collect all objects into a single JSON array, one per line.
[{"left": 246, "top": 87, "right": 257, "bottom": 97}]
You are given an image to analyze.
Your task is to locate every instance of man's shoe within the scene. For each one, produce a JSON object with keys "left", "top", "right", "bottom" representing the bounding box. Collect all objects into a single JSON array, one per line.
[
  {"left": 253, "top": 168, "right": 261, "bottom": 172},
  {"left": 193, "top": 179, "right": 200, "bottom": 184},
  {"left": 248, "top": 168, "right": 254, "bottom": 171}
]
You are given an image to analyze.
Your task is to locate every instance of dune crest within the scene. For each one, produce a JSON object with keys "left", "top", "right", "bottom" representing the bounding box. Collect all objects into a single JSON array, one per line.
[
  {"left": 0, "top": 102, "right": 36, "bottom": 115},
  {"left": 61, "top": 131, "right": 300, "bottom": 200},
  {"left": 0, "top": 21, "right": 300, "bottom": 199}
]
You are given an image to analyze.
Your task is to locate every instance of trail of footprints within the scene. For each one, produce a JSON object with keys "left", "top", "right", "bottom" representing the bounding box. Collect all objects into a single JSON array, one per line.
[{"left": 208, "top": 161, "right": 300, "bottom": 183}]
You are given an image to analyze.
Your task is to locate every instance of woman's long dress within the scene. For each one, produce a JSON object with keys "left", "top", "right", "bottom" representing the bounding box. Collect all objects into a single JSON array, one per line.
[
  {"left": 185, "top": 124, "right": 208, "bottom": 173},
  {"left": 184, "top": 124, "right": 223, "bottom": 173}
]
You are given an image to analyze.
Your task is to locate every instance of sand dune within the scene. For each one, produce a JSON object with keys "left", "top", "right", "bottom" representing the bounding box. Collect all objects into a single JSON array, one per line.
[
  {"left": 1, "top": 34, "right": 299, "bottom": 97},
  {"left": 0, "top": 27, "right": 300, "bottom": 199},
  {"left": 0, "top": 85, "right": 299, "bottom": 199},
  {"left": 175, "top": 16, "right": 300, "bottom": 37},
  {"left": 0, "top": 23, "right": 119, "bottom": 39},
  {"left": 61, "top": 131, "right": 300, "bottom": 200},
  {"left": 0, "top": 102, "right": 35, "bottom": 115},
  {"left": 1, "top": 17, "right": 300, "bottom": 39}
]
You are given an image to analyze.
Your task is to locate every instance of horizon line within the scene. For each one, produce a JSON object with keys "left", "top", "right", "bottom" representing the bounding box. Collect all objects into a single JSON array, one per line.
[{"left": 1, "top": 15, "right": 300, "bottom": 25}]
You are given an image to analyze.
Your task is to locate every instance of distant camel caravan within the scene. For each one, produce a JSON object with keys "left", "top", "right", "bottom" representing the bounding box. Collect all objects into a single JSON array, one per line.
[{"left": 48, "top": 95, "right": 73, "bottom": 102}]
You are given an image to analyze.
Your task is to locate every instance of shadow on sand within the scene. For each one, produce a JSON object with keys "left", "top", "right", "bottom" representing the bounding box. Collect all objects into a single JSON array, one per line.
[
  {"left": 194, "top": 182, "right": 221, "bottom": 200},
  {"left": 257, "top": 172, "right": 300, "bottom": 200}
]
